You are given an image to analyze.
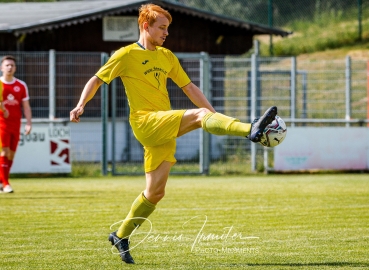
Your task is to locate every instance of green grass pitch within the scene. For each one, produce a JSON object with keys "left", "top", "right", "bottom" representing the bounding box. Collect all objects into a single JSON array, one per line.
[{"left": 0, "top": 174, "right": 368, "bottom": 269}]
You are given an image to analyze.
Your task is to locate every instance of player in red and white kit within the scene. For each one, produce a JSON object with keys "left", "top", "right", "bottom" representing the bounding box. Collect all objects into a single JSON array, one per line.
[{"left": 0, "top": 55, "right": 32, "bottom": 193}]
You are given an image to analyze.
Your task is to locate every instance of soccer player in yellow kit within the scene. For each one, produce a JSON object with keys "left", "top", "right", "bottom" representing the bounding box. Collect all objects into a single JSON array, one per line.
[{"left": 70, "top": 4, "right": 277, "bottom": 264}]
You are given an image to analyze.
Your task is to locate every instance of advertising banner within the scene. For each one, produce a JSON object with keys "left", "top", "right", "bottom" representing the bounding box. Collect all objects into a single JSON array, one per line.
[
  {"left": 11, "top": 125, "right": 71, "bottom": 173},
  {"left": 274, "top": 127, "right": 369, "bottom": 171}
]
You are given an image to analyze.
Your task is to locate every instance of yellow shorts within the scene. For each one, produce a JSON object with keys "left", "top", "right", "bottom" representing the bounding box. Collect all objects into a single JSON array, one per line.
[{"left": 130, "top": 110, "right": 186, "bottom": 172}]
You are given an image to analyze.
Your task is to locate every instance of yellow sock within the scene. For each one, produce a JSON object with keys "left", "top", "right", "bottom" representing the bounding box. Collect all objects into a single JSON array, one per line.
[
  {"left": 201, "top": 112, "right": 251, "bottom": 137},
  {"left": 117, "top": 192, "right": 156, "bottom": 238}
]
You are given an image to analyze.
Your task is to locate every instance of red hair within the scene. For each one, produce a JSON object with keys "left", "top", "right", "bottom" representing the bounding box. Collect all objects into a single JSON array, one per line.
[{"left": 138, "top": 4, "right": 172, "bottom": 31}]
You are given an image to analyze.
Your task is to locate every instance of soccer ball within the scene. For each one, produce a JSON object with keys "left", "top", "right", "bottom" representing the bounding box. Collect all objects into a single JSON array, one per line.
[{"left": 259, "top": 115, "right": 287, "bottom": 147}]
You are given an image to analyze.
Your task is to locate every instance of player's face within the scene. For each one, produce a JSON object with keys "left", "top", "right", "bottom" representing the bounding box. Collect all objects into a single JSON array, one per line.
[
  {"left": 147, "top": 15, "right": 169, "bottom": 47},
  {"left": 1, "top": 59, "right": 16, "bottom": 77}
]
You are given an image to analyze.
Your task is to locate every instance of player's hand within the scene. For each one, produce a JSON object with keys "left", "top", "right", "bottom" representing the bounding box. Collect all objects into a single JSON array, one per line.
[
  {"left": 24, "top": 124, "right": 32, "bottom": 135},
  {"left": 70, "top": 106, "right": 84, "bottom": 123},
  {"left": 3, "top": 109, "right": 9, "bottom": 118}
]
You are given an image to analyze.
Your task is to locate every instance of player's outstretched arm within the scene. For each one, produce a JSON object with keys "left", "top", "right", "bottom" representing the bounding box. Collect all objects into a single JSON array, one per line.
[
  {"left": 182, "top": 82, "right": 215, "bottom": 113},
  {"left": 70, "top": 76, "right": 103, "bottom": 123}
]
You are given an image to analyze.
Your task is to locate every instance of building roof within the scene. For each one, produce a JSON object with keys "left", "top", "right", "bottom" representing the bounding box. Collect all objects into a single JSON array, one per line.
[{"left": 0, "top": 0, "right": 291, "bottom": 37}]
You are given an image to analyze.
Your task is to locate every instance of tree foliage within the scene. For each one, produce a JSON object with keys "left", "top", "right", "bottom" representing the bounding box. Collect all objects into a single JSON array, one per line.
[{"left": 178, "top": 0, "right": 361, "bottom": 28}]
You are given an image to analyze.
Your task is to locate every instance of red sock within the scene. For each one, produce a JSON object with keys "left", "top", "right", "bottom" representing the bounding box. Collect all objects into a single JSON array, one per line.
[
  {"left": 6, "top": 159, "right": 13, "bottom": 182},
  {"left": 0, "top": 156, "right": 9, "bottom": 186}
]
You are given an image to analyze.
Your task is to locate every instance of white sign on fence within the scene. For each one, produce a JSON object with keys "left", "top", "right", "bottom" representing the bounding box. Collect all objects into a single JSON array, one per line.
[
  {"left": 12, "top": 126, "right": 71, "bottom": 173},
  {"left": 103, "top": 16, "right": 139, "bottom": 41},
  {"left": 274, "top": 127, "right": 369, "bottom": 171}
]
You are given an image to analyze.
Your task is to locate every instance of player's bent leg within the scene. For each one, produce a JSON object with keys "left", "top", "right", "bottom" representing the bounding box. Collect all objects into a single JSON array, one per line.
[
  {"left": 179, "top": 108, "right": 253, "bottom": 138},
  {"left": 201, "top": 112, "right": 251, "bottom": 137},
  {"left": 177, "top": 108, "right": 210, "bottom": 137}
]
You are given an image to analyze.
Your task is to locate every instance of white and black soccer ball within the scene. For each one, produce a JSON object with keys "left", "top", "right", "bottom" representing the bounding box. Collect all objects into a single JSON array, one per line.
[{"left": 259, "top": 115, "right": 287, "bottom": 148}]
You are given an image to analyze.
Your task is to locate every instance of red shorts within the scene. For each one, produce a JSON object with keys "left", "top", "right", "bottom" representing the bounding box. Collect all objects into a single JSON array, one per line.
[{"left": 0, "top": 126, "right": 20, "bottom": 152}]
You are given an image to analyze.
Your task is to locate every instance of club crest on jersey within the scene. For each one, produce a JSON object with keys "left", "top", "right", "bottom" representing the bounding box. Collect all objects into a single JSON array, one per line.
[
  {"left": 13, "top": 86, "right": 21, "bottom": 92},
  {"left": 7, "top": 94, "right": 15, "bottom": 101},
  {"left": 4, "top": 94, "right": 19, "bottom": 105}
]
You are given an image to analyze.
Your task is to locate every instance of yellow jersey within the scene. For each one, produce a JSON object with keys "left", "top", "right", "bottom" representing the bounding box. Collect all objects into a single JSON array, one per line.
[{"left": 95, "top": 43, "right": 191, "bottom": 113}]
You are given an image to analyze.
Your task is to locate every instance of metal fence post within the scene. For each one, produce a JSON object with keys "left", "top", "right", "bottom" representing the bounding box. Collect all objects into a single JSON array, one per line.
[
  {"left": 111, "top": 78, "right": 116, "bottom": 175},
  {"left": 101, "top": 53, "right": 109, "bottom": 175},
  {"left": 250, "top": 53, "right": 257, "bottom": 172},
  {"left": 263, "top": 147, "right": 269, "bottom": 173},
  {"left": 300, "top": 71, "right": 308, "bottom": 121},
  {"left": 367, "top": 60, "right": 369, "bottom": 127},
  {"left": 49, "top": 49, "right": 56, "bottom": 124},
  {"left": 358, "top": 0, "right": 362, "bottom": 41},
  {"left": 291, "top": 56, "right": 297, "bottom": 127},
  {"left": 268, "top": 0, "right": 274, "bottom": 56},
  {"left": 346, "top": 55, "right": 351, "bottom": 127},
  {"left": 200, "top": 52, "right": 211, "bottom": 175}
]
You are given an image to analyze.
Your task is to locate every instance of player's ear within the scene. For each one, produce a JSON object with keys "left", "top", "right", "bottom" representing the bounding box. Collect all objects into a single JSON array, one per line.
[{"left": 143, "top": 21, "right": 149, "bottom": 31}]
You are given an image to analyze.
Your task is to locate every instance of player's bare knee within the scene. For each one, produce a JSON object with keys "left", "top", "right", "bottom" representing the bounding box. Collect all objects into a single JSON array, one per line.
[
  {"left": 199, "top": 107, "right": 211, "bottom": 116},
  {"left": 196, "top": 108, "right": 211, "bottom": 122},
  {"left": 150, "top": 191, "right": 165, "bottom": 204}
]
